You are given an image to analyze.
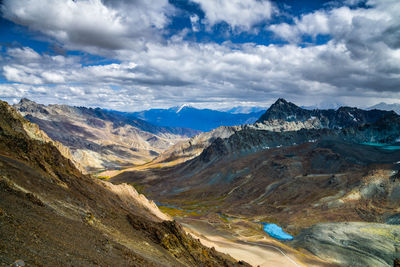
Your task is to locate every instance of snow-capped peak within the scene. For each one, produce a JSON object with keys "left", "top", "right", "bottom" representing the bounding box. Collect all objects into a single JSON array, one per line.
[{"left": 177, "top": 103, "right": 190, "bottom": 113}]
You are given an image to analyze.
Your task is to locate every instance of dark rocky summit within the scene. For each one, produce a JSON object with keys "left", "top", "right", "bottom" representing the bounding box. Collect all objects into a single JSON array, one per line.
[{"left": 257, "top": 98, "right": 395, "bottom": 129}]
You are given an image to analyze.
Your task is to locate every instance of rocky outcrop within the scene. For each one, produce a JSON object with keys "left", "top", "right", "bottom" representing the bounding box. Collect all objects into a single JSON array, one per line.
[
  {"left": 126, "top": 215, "right": 250, "bottom": 266},
  {"left": 104, "top": 182, "right": 171, "bottom": 221},
  {"left": 292, "top": 222, "right": 400, "bottom": 267}
]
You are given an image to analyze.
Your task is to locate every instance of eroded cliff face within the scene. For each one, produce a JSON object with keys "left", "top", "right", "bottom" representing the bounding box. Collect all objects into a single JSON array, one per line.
[
  {"left": 19, "top": 109, "right": 86, "bottom": 173},
  {"left": 0, "top": 100, "right": 248, "bottom": 267},
  {"left": 104, "top": 181, "right": 172, "bottom": 221}
]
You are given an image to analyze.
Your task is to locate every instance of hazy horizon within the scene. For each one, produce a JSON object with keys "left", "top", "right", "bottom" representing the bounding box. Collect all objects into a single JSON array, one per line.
[{"left": 6, "top": 96, "right": 397, "bottom": 113}]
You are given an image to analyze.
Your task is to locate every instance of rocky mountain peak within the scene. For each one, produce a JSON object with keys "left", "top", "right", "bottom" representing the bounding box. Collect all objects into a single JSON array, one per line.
[
  {"left": 15, "top": 98, "right": 48, "bottom": 114},
  {"left": 19, "top": 98, "right": 35, "bottom": 104},
  {"left": 257, "top": 98, "right": 310, "bottom": 123},
  {"left": 176, "top": 103, "right": 193, "bottom": 113},
  {"left": 168, "top": 104, "right": 196, "bottom": 114},
  {"left": 275, "top": 98, "right": 289, "bottom": 105},
  {"left": 256, "top": 98, "right": 396, "bottom": 130}
]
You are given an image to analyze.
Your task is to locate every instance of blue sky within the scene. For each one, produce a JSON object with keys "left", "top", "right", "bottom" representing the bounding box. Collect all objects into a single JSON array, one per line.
[{"left": 0, "top": 0, "right": 399, "bottom": 111}]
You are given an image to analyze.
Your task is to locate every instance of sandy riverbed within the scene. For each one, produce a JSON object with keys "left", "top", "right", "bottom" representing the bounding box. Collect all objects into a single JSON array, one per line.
[{"left": 179, "top": 219, "right": 337, "bottom": 267}]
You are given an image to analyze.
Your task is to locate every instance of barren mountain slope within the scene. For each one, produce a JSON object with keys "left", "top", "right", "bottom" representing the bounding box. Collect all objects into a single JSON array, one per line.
[{"left": 0, "top": 100, "right": 248, "bottom": 267}]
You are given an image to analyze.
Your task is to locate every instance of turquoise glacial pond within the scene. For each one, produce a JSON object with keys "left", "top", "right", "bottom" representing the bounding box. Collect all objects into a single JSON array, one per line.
[
  {"left": 362, "top": 143, "right": 400, "bottom": 150},
  {"left": 261, "top": 223, "right": 294, "bottom": 240}
]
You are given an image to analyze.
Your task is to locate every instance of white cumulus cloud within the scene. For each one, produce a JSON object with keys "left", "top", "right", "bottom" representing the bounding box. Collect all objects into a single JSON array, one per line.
[
  {"left": 1, "top": 0, "right": 174, "bottom": 53},
  {"left": 191, "top": 0, "right": 274, "bottom": 30}
]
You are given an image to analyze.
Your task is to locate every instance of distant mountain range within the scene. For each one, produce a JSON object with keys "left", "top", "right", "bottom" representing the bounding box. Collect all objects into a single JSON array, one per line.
[
  {"left": 301, "top": 100, "right": 344, "bottom": 110},
  {"left": 13, "top": 99, "right": 199, "bottom": 172},
  {"left": 12, "top": 98, "right": 400, "bottom": 174},
  {"left": 126, "top": 101, "right": 400, "bottom": 132},
  {"left": 127, "top": 105, "right": 265, "bottom": 132},
  {"left": 220, "top": 106, "right": 266, "bottom": 114},
  {"left": 368, "top": 102, "right": 400, "bottom": 114},
  {"left": 145, "top": 98, "right": 397, "bottom": 167}
]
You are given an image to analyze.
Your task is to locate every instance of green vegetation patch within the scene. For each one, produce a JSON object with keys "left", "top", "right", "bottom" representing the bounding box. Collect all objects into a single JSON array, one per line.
[
  {"left": 360, "top": 226, "right": 399, "bottom": 241},
  {"left": 158, "top": 206, "right": 201, "bottom": 217},
  {"left": 129, "top": 182, "right": 147, "bottom": 195}
]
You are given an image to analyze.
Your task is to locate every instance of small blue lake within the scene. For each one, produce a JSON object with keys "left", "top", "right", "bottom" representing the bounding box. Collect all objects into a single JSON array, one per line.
[
  {"left": 260, "top": 223, "right": 294, "bottom": 240},
  {"left": 362, "top": 143, "right": 400, "bottom": 150}
]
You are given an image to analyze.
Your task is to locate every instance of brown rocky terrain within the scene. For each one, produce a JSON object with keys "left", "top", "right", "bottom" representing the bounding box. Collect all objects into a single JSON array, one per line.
[
  {"left": 111, "top": 139, "right": 400, "bottom": 232},
  {"left": 0, "top": 100, "right": 248, "bottom": 266}
]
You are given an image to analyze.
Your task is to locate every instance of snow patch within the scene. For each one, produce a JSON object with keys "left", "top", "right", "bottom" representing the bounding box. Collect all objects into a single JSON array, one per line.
[
  {"left": 177, "top": 104, "right": 190, "bottom": 113},
  {"left": 348, "top": 112, "right": 358, "bottom": 122},
  {"left": 287, "top": 115, "right": 295, "bottom": 120}
]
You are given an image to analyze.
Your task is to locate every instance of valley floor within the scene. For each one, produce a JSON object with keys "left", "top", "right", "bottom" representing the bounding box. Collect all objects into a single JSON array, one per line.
[{"left": 176, "top": 215, "right": 337, "bottom": 267}]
